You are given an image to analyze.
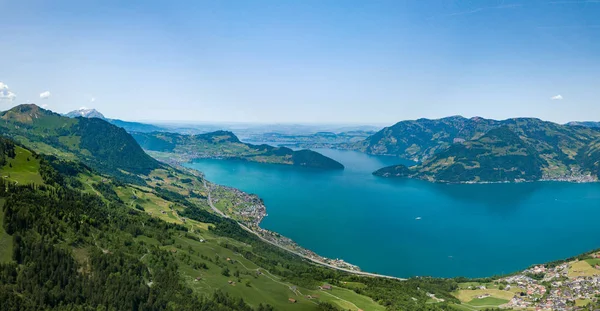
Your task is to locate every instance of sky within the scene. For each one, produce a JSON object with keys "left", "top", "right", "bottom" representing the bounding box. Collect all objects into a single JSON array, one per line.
[{"left": 1, "top": 0, "right": 599, "bottom": 124}]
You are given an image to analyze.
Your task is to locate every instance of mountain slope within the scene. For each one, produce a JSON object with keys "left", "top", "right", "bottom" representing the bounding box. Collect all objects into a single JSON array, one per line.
[
  {"left": 567, "top": 121, "right": 600, "bottom": 128},
  {"left": 1, "top": 104, "right": 161, "bottom": 182},
  {"left": 359, "top": 116, "right": 600, "bottom": 182},
  {"left": 132, "top": 130, "right": 345, "bottom": 169},
  {"left": 577, "top": 138, "right": 600, "bottom": 177},
  {"left": 374, "top": 126, "right": 545, "bottom": 183},
  {"left": 350, "top": 116, "right": 500, "bottom": 161}
]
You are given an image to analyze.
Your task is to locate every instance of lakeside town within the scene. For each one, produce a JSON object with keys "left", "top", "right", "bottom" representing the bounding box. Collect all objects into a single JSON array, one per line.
[
  {"left": 459, "top": 253, "right": 600, "bottom": 310},
  {"left": 504, "top": 259, "right": 600, "bottom": 310}
]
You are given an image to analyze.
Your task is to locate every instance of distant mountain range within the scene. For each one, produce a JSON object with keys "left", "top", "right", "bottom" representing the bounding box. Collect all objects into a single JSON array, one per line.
[
  {"left": 60, "top": 107, "right": 600, "bottom": 182},
  {"left": 65, "top": 107, "right": 106, "bottom": 119},
  {"left": 65, "top": 107, "right": 165, "bottom": 133},
  {"left": 352, "top": 116, "right": 600, "bottom": 183},
  {"left": 64, "top": 108, "right": 343, "bottom": 169},
  {"left": 132, "top": 130, "right": 345, "bottom": 169}
]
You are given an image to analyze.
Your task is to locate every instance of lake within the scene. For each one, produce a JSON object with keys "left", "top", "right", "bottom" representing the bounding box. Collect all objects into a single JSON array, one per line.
[{"left": 185, "top": 149, "right": 600, "bottom": 278}]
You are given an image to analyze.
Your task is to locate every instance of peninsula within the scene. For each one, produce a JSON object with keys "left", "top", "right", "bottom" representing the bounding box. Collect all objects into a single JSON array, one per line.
[{"left": 131, "top": 130, "right": 345, "bottom": 170}]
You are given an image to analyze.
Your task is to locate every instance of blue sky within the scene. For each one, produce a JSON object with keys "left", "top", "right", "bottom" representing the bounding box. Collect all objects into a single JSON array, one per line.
[{"left": 1, "top": 0, "right": 599, "bottom": 124}]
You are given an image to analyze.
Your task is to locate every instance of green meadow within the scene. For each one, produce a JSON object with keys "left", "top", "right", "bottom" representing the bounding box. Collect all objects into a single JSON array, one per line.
[{"left": 1, "top": 146, "right": 44, "bottom": 185}]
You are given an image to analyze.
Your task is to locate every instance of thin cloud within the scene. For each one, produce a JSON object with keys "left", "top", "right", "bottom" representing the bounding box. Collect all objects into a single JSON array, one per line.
[
  {"left": 40, "top": 91, "right": 51, "bottom": 99},
  {"left": 90, "top": 97, "right": 96, "bottom": 103},
  {"left": 551, "top": 95, "right": 563, "bottom": 100},
  {"left": 430, "top": 3, "right": 522, "bottom": 19},
  {"left": 0, "top": 82, "right": 17, "bottom": 101}
]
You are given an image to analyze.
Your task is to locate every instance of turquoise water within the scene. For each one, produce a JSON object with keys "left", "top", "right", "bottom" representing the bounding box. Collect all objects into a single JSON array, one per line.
[{"left": 185, "top": 149, "right": 600, "bottom": 278}]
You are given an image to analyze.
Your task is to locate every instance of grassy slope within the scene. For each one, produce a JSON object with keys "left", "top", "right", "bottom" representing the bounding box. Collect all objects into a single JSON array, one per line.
[
  {"left": 103, "top": 168, "right": 384, "bottom": 311},
  {"left": 0, "top": 146, "right": 44, "bottom": 185},
  {"left": 466, "top": 297, "right": 508, "bottom": 307}
]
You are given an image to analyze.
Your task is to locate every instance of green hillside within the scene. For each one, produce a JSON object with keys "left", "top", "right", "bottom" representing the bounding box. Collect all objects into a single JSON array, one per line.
[
  {"left": 364, "top": 117, "right": 600, "bottom": 182},
  {"left": 577, "top": 138, "right": 600, "bottom": 177},
  {"left": 349, "top": 116, "right": 500, "bottom": 161},
  {"left": 0, "top": 104, "right": 161, "bottom": 183},
  {"left": 132, "top": 131, "right": 345, "bottom": 169},
  {"left": 374, "top": 127, "right": 545, "bottom": 183}
]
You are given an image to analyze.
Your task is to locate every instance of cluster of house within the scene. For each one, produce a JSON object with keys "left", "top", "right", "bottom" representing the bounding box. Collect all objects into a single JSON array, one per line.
[
  {"left": 502, "top": 261, "right": 600, "bottom": 310},
  {"left": 213, "top": 185, "right": 266, "bottom": 225}
]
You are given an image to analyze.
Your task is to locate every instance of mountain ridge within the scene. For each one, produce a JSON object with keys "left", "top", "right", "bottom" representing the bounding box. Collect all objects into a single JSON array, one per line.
[{"left": 365, "top": 117, "right": 600, "bottom": 183}]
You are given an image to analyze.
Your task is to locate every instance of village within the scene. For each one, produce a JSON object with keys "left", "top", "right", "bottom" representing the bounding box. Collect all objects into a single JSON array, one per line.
[{"left": 459, "top": 253, "right": 600, "bottom": 310}]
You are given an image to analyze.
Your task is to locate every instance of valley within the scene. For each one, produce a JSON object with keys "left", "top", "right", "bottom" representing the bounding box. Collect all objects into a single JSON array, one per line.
[{"left": 4, "top": 2, "right": 600, "bottom": 309}]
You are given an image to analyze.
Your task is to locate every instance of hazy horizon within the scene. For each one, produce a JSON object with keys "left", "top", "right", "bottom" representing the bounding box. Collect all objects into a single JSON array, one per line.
[
  {"left": 1, "top": 1, "right": 600, "bottom": 124},
  {"left": 2, "top": 102, "right": 599, "bottom": 126}
]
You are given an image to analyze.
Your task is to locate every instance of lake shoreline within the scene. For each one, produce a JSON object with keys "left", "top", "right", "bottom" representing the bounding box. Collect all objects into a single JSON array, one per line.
[
  {"left": 374, "top": 173, "right": 599, "bottom": 184},
  {"left": 202, "top": 180, "right": 374, "bottom": 275},
  {"left": 183, "top": 150, "right": 600, "bottom": 278}
]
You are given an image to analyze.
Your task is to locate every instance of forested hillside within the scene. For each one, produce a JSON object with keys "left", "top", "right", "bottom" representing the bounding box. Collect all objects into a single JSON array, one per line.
[
  {"left": 374, "top": 127, "right": 545, "bottom": 183},
  {"left": 349, "top": 116, "right": 500, "bottom": 161},
  {"left": 0, "top": 104, "right": 161, "bottom": 183}
]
